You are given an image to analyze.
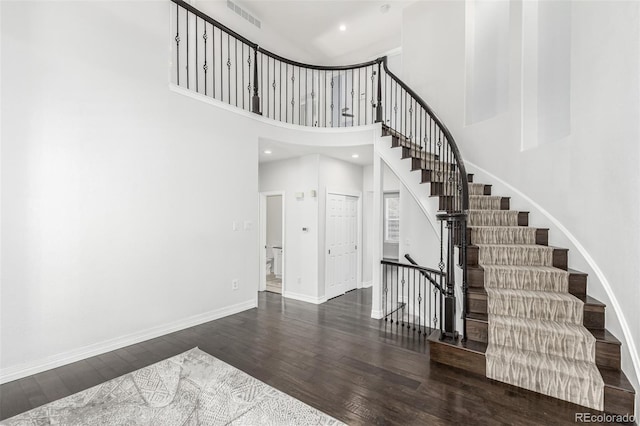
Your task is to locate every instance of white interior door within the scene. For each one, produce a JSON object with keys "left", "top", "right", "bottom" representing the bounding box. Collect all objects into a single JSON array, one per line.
[{"left": 326, "top": 194, "right": 358, "bottom": 300}]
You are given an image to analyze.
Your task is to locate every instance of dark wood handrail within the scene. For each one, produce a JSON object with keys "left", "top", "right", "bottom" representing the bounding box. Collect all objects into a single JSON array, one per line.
[{"left": 381, "top": 57, "right": 469, "bottom": 211}]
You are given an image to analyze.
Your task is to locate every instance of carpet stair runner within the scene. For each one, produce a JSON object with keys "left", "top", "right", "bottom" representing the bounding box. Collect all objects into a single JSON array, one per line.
[
  {"left": 385, "top": 127, "right": 635, "bottom": 415},
  {"left": 430, "top": 177, "right": 636, "bottom": 415},
  {"left": 472, "top": 196, "right": 605, "bottom": 410}
]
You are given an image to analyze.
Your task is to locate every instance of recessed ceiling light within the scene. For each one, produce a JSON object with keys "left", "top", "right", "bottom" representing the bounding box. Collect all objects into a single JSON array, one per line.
[
  {"left": 339, "top": 24, "right": 347, "bottom": 32},
  {"left": 351, "top": 154, "right": 359, "bottom": 158},
  {"left": 264, "top": 150, "right": 272, "bottom": 154}
]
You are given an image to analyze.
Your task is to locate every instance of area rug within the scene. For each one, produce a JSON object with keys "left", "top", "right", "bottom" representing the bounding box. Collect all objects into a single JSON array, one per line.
[
  {"left": 1, "top": 348, "right": 344, "bottom": 425},
  {"left": 468, "top": 193, "right": 605, "bottom": 411}
]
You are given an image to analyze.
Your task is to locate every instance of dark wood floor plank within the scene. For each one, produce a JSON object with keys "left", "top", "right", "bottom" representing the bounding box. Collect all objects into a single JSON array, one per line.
[{"left": 0, "top": 288, "right": 623, "bottom": 424}]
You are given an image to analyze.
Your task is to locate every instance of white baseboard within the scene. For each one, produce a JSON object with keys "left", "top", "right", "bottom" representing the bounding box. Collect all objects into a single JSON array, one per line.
[
  {"left": 371, "top": 309, "right": 384, "bottom": 319},
  {"left": 361, "top": 281, "right": 373, "bottom": 289},
  {"left": 283, "top": 291, "right": 327, "bottom": 305},
  {"left": 0, "top": 299, "right": 257, "bottom": 384}
]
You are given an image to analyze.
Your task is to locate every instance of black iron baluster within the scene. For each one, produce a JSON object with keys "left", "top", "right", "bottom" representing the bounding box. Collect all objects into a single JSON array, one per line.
[
  {"left": 186, "top": 11, "right": 189, "bottom": 89},
  {"left": 195, "top": 18, "right": 198, "bottom": 93},
  {"left": 350, "top": 69, "right": 354, "bottom": 127},
  {"left": 234, "top": 38, "right": 238, "bottom": 106},
  {"left": 395, "top": 265, "right": 399, "bottom": 324},
  {"left": 370, "top": 65, "right": 375, "bottom": 125},
  {"left": 242, "top": 44, "right": 245, "bottom": 109},
  {"left": 324, "top": 71, "right": 327, "bottom": 127},
  {"left": 312, "top": 70, "right": 315, "bottom": 126},
  {"left": 285, "top": 64, "right": 288, "bottom": 122},
  {"left": 395, "top": 81, "right": 399, "bottom": 132},
  {"left": 272, "top": 58, "right": 276, "bottom": 119},
  {"left": 330, "top": 71, "right": 334, "bottom": 127},
  {"left": 203, "top": 24, "right": 208, "bottom": 96},
  {"left": 219, "top": 28, "right": 222, "bottom": 99},
  {"left": 266, "top": 56, "right": 269, "bottom": 118},
  {"left": 291, "top": 68, "right": 296, "bottom": 124},
  {"left": 304, "top": 68, "right": 309, "bottom": 126},
  {"left": 175, "top": 3, "right": 180, "bottom": 85},
  {"left": 364, "top": 68, "right": 368, "bottom": 125},
  {"left": 298, "top": 67, "right": 301, "bottom": 125},
  {"left": 401, "top": 267, "right": 405, "bottom": 327},
  {"left": 383, "top": 264, "right": 387, "bottom": 320},
  {"left": 279, "top": 62, "right": 282, "bottom": 121},
  {"left": 412, "top": 269, "right": 416, "bottom": 330},
  {"left": 227, "top": 34, "right": 231, "bottom": 104},
  {"left": 246, "top": 47, "right": 251, "bottom": 111}
]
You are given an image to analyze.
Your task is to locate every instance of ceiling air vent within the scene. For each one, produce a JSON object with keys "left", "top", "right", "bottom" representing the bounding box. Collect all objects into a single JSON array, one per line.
[{"left": 227, "top": 0, "right": 261, "bottom": 29}]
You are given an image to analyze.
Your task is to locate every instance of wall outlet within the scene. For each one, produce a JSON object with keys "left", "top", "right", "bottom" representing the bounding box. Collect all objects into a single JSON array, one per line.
[
  {"left": 232, "top": 221, "right": 239, "bottom": 231},
  {"left": 297, "top": 277, "right": 301, "bottom": 284},
  {"left": 232, "top": 279, "right": 239, "bottom": 290}
]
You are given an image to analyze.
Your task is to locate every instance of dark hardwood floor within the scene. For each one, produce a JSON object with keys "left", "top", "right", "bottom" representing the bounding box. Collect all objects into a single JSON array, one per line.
[{"left": 0, "top": 289, "right": 623, "bottom": 425}]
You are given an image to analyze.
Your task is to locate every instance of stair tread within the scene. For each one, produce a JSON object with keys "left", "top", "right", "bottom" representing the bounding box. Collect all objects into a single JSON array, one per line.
[
  {"left": 467, "top": 311, "right": 619, "bottom": 346},
  {"left": 467, "top": 287, "right": 605, "bottom": 309},
  {"left": 487, "top": 315, "right": 595, "bottom": 341},
  {"left": 598, "top": 366, "right": 636, "bottom": 394},
  {"left": 470, "top": 244, "right": 568, "bottom": 252},
  {"left": 486, "top": 344, "right": 603, "bottom": 377},
  {"left": 590, "top": 328, "right": 621, "bottom": 345},
  {"left": 427, "top": 330, "right": 487, "bottom": 354}
]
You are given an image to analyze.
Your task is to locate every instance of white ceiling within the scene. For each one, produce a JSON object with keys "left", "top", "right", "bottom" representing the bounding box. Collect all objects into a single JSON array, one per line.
[
  {"left": 236, "top": 0, "right": 413, "bottom": 64},
  {"left": 259, "top": 137, "right": 373, "bottom": 166}
]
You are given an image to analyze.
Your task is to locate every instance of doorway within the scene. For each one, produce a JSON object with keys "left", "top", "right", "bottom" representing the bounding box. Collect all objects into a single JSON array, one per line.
[
  {"left": 325, "top": 192, "right": 361, "bottom": 300},
  {"left": 260, "top": 191, "right": 285, "bottom": 294}
]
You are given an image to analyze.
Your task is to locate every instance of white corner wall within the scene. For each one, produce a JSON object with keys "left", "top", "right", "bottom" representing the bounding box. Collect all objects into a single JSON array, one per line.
[
  {"left": 259, "top": 154, "right": 365, "bottom": 302},
  {"left": 1, "top": 1, "right": 262, "bottom": 382},
  {"left": 259, "top": 155, "right": 320, "bottom": 302},
  {"left": 402, "top": 0, "right": 640, "bottom": 410}
]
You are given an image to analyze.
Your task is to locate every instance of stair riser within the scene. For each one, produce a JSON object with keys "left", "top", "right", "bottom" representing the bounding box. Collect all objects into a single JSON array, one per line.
[
  {"left": 412, "top": 158, "right": 456, "bottom": 172},
  {"left": 400, "top": 146, "right": 439, "bottom": 162},
  {"left": 465, "top": 318, "right": 618, "bottom": 369},
  {"left": 464, "top": 246, "right": 568, "bottom": 270},
  {"left": 428, "top": 337, "right": 486, "bottom": 376},
  {"left": 466, "top": 294, "right": 604, "bottom": 329},
  {"left": 467, "top": 268, "right": 588, "bottom": 296},
  {"left": 465, "top": 228, "right": 548, "bottom": 246},
  {"left": 430, "top": 182, "right": 486, "bottom": 196}
]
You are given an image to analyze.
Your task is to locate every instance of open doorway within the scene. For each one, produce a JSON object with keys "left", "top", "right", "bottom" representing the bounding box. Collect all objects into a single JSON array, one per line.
[{"left": 260, "top": 191, "right": 285, "bottom": 294}]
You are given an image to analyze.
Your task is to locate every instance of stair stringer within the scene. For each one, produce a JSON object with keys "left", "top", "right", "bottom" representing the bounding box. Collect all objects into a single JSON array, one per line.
[{"left": 376, "top": 135, "right": 440, "bottom": 235}]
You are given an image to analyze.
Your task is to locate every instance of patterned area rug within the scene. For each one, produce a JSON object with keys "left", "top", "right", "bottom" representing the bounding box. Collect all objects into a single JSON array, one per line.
[
  {"left": 469, "top": 193, "right": 605, "bottom": 411},
  {"left": 1, "top": 348, "right": 344, "bottom": 425}
]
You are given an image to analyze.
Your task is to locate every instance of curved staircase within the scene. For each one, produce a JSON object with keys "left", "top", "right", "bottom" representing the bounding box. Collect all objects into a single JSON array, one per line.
[{"left": 385, "top": 130, "right": 636, "bottom": 416}]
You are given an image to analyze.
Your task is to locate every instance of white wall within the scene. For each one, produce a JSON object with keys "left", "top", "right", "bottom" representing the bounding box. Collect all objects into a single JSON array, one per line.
[
  {"left": 259, "top": 154, "right": 364, "bottom": 301},
  {"left": 266, "top": 195, "right": 283, "bottom": 247},
  {"left": 0, "top": 0, "right": 379, "bottom": 383},
  {"left": 259, "top": 156, "right": 319, "bottom": 301},
  {"left": 362, "top": 165, "right": 374, "bottom": 284},
  {"left": 193, "top": 0, "right": 316, "bottom": 64},
  {"left": 402, "top": 0, "right": 640, "bottom": 409},
  {"left": 1, "top": 1, "right": 260, "bottom": 381}
]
